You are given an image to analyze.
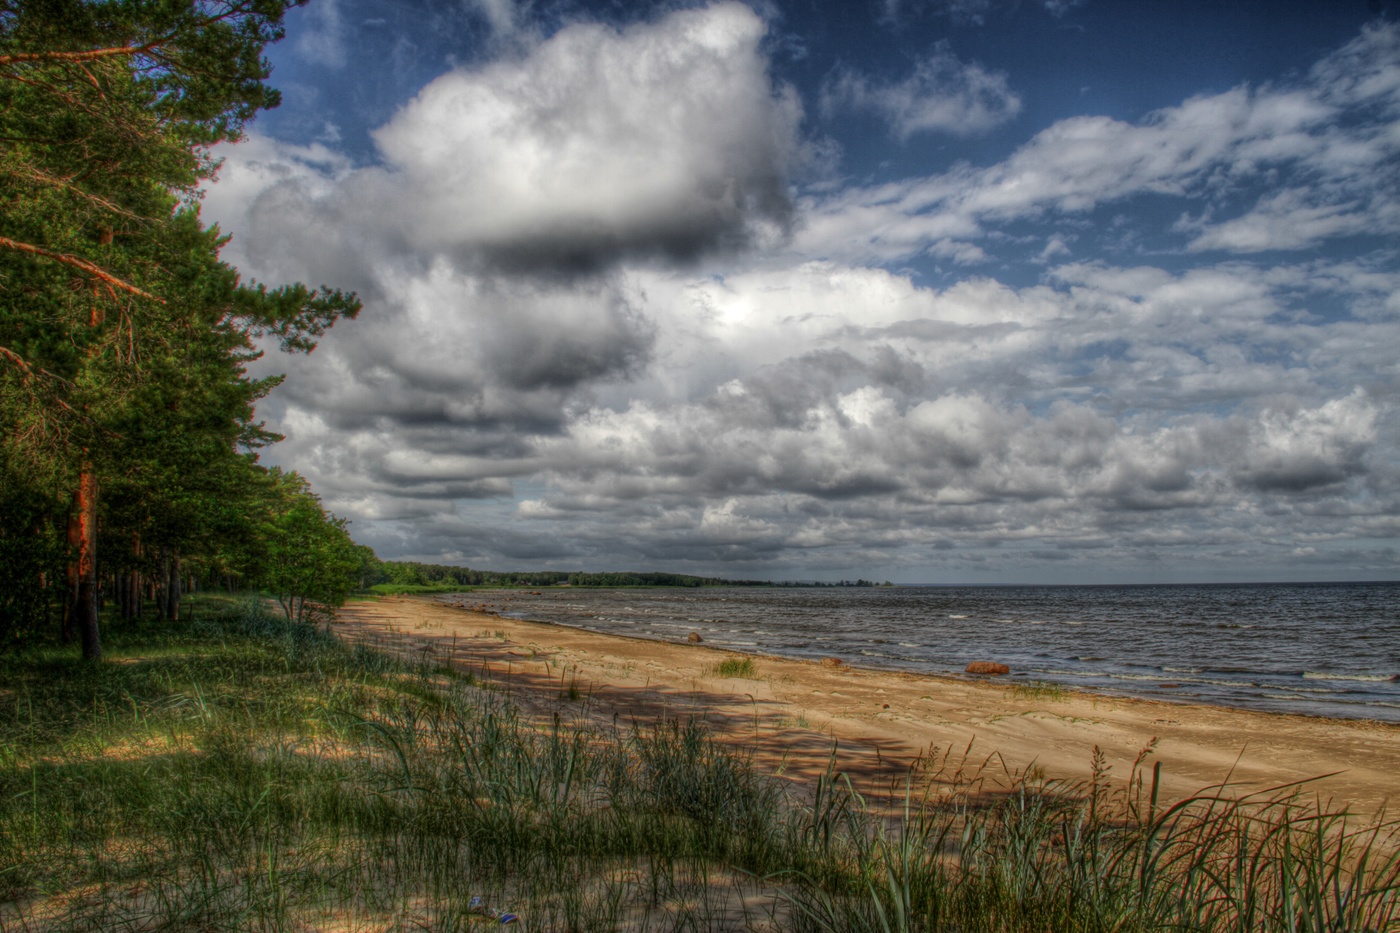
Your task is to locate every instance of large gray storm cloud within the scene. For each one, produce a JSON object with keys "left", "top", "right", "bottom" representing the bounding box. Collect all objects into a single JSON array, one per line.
[{"left": 202, "top": 5, "right": 1400, "bottom": 582}]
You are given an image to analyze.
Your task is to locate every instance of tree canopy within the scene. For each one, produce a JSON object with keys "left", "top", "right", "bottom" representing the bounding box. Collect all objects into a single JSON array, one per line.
[{"left": 0, "top": 0, "right": 364, "bottom": 653}]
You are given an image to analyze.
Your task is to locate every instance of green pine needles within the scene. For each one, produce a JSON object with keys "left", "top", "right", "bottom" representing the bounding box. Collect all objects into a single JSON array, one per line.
[{"left": 0, "top": 0, "right": 362, "bottom": 655}]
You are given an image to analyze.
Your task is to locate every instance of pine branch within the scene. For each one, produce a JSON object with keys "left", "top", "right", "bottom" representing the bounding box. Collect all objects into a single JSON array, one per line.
[
  {"left": 0, "top": 343, "right": 83, "bottom": 418},
  {"left": 0, "top": 43, "right": 163, "bottom": 67},
  {"left": 0, "top": 235, "right": 162, "bottom": 301},
  {"left": 1, "top": 162, "right": 142, "bottom": 220}
]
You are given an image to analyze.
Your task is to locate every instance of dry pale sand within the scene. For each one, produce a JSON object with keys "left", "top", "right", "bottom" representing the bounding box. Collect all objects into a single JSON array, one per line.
[{"left": 337, "top": 595, "right": 1399, "bottom": 815}]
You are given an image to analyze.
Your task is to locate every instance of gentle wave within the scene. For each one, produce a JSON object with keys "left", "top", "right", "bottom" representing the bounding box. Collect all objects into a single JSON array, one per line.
[
  {"left": 1302, "top": 671, "right": 1398, "bottom": 683},
  {"left": 443, "top": 582, "right": 1400, "bottom": 723}
]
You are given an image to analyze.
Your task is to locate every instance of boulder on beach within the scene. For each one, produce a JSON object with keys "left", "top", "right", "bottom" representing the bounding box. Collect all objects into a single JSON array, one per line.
[
  {"left": 687, "top": 632, "right": 703, "bottom": 643},
  {"left": 966, "top": 661, "right": 1010, "bottom": 675},
  {"left": 821, "top": 657, "right": 845, "bottom": 669}
]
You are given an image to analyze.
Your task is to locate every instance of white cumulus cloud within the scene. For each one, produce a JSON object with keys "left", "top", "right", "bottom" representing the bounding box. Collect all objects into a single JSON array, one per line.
[
  {"left": 200, "top": 10, "right": 1400, "bottom": 578},
  {"left": 798, "top": 21, "right": 1400, "bottom": 264},
  {"left": 823, "top": 43, "right": 1021, "bottom": 139}
]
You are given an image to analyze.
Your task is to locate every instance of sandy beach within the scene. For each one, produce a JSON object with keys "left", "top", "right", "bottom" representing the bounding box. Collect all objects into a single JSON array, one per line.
[{"left": 337, "top": 595, "right": 1399, "bottom": 816}]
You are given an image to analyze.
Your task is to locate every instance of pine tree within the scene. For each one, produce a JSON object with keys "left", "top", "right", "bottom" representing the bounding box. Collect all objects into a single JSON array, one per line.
[{"left": 0, "top": 0, "right": 360, "bottom": 656}]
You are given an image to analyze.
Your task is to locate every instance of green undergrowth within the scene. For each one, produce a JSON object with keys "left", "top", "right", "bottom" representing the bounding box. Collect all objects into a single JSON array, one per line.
[
  {"left": 366, "top": 583, "right": 473, "bottom": 595},
  {"left": 2, "top": 597, "right": 1397, "bottom": 932},
  {"left": 711, "top": 657, "right": 760, "bottom": 679}
]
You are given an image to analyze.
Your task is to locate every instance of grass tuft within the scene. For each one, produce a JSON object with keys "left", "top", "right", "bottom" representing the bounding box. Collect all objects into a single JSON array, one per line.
[
  {"left": 710, "top": 657, "right": 759, "bottom": 679},
  {"left": 1008, "top": 680, "right": 1069, "bottom": 702}
]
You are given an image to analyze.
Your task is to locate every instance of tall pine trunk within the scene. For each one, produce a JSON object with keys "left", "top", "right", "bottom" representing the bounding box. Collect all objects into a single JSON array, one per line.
[
  {"left": 167, "top": 552, "right": 181, "bottom": 621},
  {"left": 70, "top": 466, "right": 100, "bottom": 660},
  {"left": 65, "top": 291, "right": 108, "bottom": 658}
]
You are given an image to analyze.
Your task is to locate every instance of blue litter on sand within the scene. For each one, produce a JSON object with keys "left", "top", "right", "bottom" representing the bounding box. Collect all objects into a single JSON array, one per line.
[{"left": 465, "top": 895, "right": 520, "bottom": 924}]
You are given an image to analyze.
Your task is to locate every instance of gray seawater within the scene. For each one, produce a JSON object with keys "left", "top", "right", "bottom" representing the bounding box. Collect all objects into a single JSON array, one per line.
[{"left": 445, "top": 583, "right": 1400, "bottom": 723}]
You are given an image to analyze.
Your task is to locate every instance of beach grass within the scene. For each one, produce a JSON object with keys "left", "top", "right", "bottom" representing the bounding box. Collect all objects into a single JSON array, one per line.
[
  {"left": 2, "top": 597, "right": 1397, "bottom": 931},
  {"left": 1008, "top": 679, "right": 1069, "bottom": 702},
  {"left": 711, "top": 657, "right": 760, "bottom": 679}
]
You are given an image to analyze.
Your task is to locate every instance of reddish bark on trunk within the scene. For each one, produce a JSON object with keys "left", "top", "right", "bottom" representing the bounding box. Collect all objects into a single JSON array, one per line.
[{"left": 71, "top": 467, "right": 101, "bottom": 660}]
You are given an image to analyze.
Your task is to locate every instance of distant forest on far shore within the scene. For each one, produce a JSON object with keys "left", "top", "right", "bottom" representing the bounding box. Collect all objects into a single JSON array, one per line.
[
  {"left": 368, "top": 560, "right": 892, "bottom": 589},
  {"left": 367, "top": 560, "right": 771, "bottom": 589}
]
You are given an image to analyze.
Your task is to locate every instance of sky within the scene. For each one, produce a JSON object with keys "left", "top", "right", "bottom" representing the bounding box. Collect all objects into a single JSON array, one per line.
[{"left": 200, "top": 0, "right": 1400, "bottom": 584}]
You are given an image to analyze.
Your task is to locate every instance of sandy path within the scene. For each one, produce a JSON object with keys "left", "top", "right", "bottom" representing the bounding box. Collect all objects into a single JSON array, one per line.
[{"left": 337, "top": 596, "right": 1398, "bottom": 815}]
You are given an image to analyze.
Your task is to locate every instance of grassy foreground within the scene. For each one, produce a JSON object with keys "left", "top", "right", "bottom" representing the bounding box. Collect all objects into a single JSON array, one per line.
[{"left": 1, "top": 598, "right": 1397, "bottom": 932}]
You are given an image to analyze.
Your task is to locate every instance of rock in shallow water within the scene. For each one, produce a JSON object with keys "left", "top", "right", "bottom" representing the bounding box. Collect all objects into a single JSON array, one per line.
[{"left": 966, "top": 661, "right": 1011, "bottom": 675}]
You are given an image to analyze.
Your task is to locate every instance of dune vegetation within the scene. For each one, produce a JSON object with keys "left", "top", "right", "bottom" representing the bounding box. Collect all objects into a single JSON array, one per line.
[{"left": 2, "top": 595, "right": 1397, "bottom": 932}]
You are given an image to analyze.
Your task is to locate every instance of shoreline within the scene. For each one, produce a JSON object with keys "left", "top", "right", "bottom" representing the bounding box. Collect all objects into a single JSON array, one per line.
[
  {"left": 427, "top": 584, "right": 1400, "bottom": 726},
  {"left": 487, "top": 607, "right": 1399, "bottom": 730},
  {"left": 338, "top": 596, "right": 1400, "bottom": 816}
]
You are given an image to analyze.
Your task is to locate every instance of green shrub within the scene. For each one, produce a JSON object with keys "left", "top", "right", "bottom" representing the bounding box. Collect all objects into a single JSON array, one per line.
[{"left": 710, "top": 657, "right": 759, "bottom": 678}]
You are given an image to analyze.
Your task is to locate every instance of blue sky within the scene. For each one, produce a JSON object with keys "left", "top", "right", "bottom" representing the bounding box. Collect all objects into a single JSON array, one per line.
[{"left": 203, "top": 0, "right": 1400, "bottom": 583}]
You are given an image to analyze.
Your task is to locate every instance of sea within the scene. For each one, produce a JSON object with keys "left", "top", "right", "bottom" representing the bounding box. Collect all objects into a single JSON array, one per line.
[{"left": 445, "top": 582, "right": 1400, "bottom": 723}]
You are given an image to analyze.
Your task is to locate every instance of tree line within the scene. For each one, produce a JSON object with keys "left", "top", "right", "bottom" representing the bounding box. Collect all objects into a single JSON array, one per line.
[
  {"left": 0, "top": 0, "right": 364, "bottom": 654},
  {"left": 367, "top": 562, "right": 773, "bottom": 589},
  {"left": 0, "top": 1, "right": 872, "bottom": 654}
]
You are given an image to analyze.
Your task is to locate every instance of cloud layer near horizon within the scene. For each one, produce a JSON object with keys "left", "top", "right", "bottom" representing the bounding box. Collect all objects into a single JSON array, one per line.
[{"left": 203, "top": 7, "right": 1400, "bottom": 581}]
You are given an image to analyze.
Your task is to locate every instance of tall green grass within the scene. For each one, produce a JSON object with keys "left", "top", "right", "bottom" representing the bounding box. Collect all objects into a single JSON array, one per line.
[
  {"left": 2, "top": 597, "right": 1396, "bottom": 931},
  {"left": 777, "top": 750, "right": 1400, "bottom": 932},
  {"left": 710, "top": 657, "right": 759, "bottom": 679}
]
